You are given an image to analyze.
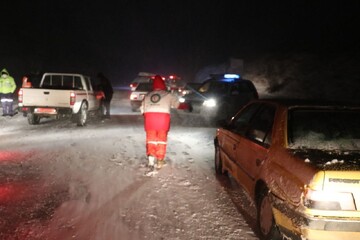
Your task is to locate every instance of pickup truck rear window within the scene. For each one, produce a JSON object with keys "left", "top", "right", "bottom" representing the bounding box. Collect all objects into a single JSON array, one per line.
[{"left": 41, "top": 75, "right": 83, "bottom": 90}]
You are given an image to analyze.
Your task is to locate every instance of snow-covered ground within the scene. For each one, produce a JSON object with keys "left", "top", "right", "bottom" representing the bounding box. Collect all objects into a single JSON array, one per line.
[{"left": 0, "top": 91, "right": 259, "bottom": 240}]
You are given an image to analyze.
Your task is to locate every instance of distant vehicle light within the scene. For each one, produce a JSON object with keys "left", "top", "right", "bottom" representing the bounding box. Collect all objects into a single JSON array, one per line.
[
  {"left": 224, "top": 74, "right": 240, "bottom": 79},
  {"left": 130, "top": 93, "right": 138, "bottom": 100},
  {"left": 179, "top": 97, "right": 185, "bottom": 103},
  {"left": 130, "top": 83, "right": 139, "bottom": 89},
  {"left": 203, "top": 98, "right": 217, "bottom": 107}
]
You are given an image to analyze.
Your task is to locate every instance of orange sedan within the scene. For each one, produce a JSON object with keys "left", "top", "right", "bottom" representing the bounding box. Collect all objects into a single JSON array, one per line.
[{"left": 214, "top": 99, "right": 360, "bottom": 240}]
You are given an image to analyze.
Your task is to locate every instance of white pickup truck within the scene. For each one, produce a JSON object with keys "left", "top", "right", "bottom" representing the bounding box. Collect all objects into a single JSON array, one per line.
[{"left": 18, "top": 72, "right": 105, "bottom": 126}]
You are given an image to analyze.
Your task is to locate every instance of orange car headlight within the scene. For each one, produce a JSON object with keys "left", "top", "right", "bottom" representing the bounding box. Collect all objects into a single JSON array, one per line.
[{"left": 304, "top": 189, "right": 356, "bottom": 211}]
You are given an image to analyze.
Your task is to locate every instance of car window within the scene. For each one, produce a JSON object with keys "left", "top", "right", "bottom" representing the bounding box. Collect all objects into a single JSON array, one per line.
[
  {"left": 233, "top": 82, "right": 254, "bottom": 93},
  {"left": 74, "top": 77, "right": 83, "bottom": 89},
  {"left": 211, "top": 81, "right": 228, "bottom": 94},
  {"left": 51, "top": 75, "right": 62, "bottom": 88},
  {"left": 186, "top": 83, "right": 201, "bottom": 91},
  {"left": 41, "top": 75, "right": 62, "bottom": 88},
  {"left": 41, "top": 75, "right": 51, "bottom": 88},
  {"left": 232, "top": 102, "right": 262, "bottom": 135},
  {"left": 246, "top": 105, "right": 276, "bottom": 146},
  {"left": 198, "top": 80, "right": 228, "bottom": 94},
  {"left": 84, "top": 77, "right": 91, "bottom": 91},
  {"left": 136, "top": 83, "right": 153, "bottom": 91},
  {"left": 63, "top": 76, "right": 73, "bottom": 89},
  {"left": 198, "top": 81, "right": 211, "bottom": 93},
  {"left": 289, "top": 108, "right": 360, "bottom": 150}
]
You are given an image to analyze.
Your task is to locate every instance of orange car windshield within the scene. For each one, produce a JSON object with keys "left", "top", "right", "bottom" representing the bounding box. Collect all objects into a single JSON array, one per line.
[{"left": 288, "top": 109, "right": 360, "bottom": 151}]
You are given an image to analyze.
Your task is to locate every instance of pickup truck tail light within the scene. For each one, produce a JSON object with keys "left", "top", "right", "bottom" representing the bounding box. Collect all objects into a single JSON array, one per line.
[
  {"left": 70, "top": 92, "right": 76, "bottom": 106},
  {"left": 18, "top": 89, "right": 23, "bottom": 103}
]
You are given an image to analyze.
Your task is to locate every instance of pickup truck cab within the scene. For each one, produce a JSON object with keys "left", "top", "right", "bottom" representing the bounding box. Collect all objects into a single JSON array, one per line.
[{"left": 18, "top": 72, "right": 105, "bottom": 126}]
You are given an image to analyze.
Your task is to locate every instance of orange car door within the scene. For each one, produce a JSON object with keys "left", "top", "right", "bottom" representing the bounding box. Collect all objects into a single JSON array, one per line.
[{"left": 235, "top": 105, "right": 276, "bottom": 193}]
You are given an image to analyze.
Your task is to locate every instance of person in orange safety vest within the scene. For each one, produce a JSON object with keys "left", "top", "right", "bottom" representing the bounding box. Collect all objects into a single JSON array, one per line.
[{"left": 140, "top": 75, "right": 180, "bottom": 170}]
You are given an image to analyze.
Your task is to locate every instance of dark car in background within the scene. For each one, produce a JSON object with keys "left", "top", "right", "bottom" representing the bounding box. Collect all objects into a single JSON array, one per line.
[
  {"left": 178, "top": 74, "right": 258, "bottom": 123},
  {"left": 178, "top": 82, "right": 202, "bottom": 96},
  {"left": 129, "top": 72, "right": 155, "bottom": 91}
]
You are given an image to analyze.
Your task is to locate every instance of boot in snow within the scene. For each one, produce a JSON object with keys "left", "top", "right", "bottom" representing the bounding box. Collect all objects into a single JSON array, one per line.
[
  {"left": 148, "top": 155, "right": 156, "bottom": 167},
  {"left": 156, "top": 160, "right": 166, "bottom": 169}
]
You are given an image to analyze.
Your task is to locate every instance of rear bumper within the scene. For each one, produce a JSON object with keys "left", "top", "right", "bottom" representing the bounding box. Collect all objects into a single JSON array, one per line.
[{"left": 23, "top": 106, "right": 73, "bottom": 115}]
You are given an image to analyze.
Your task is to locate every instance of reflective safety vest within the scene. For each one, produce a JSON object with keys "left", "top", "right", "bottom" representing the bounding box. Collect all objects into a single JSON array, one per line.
[{"left": 0, "top": 73, "right": 16, "bottom": 94}]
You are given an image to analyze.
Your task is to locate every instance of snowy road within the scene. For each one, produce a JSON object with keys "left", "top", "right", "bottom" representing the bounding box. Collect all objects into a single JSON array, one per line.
[{"left": 0, "top": 90, "right": 259, "bottom": 240}]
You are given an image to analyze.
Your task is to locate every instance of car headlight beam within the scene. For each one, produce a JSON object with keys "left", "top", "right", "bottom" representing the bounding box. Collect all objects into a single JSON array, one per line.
[
  {"left": 203, "top": 98, "right": 217, "bottom": 107},
  {"left": 179, "top": 97, "right": 185, "bottom": 103},
  {"left": 304, "top": 189, "right": 356, "bottom": 211}
]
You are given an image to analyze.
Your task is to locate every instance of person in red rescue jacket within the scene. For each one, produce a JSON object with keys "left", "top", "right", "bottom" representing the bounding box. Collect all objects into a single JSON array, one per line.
[{"left": 140, "top": 75, "right": 180, "bottom": 169}]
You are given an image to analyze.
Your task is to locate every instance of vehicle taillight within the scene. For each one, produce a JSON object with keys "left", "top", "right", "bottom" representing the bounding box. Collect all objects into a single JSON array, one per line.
[
  {"left": 70, "top": 92, "right": 76, "bottom": 106},
  {"left": 130, "top": 83, "right": 139, "bottom": 89},
  {"left": 18, "top": 89, "right": 23, "bottom": 103}
]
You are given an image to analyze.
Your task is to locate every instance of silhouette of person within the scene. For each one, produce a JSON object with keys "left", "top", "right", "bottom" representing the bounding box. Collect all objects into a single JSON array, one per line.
[{"left": 97, "top": 72, "right": 114, "bottom": 119}]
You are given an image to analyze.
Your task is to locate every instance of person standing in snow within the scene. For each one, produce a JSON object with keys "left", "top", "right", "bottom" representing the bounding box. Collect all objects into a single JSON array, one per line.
[
  {"left": 97, "top": 72, "right": 114, "bottom": 119},
  {"left": 140, "top": 75, "right": 180, "bottom": 170},
  {"left": 0, "top": 68, "right": 17, "bottom": 117}
]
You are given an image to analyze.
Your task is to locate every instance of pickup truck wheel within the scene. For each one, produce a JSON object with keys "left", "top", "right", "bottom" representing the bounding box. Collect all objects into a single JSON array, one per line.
[
  {"left": 215, "top": 142, "right": 227, "bottom": 175},
  {"left": 27, "top": 113, "right": 40, "bottom": 125},
  {"left": 77, "top": 103, "right": 88, "bottom": 126},
  {"left": 257, "top": 187, "right": 282, "bottom": 240}
]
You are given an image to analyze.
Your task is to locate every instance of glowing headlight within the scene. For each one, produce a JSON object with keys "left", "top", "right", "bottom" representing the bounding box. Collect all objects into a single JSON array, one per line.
[
  {"left": 203, "top": 99, "right": 217, "bottom": 107},
  {"left": 304, "top": 189, "right": 356, "bottom": 210},
  {"left": 179, "top": 97, "right": 185, "bottom": 103}
]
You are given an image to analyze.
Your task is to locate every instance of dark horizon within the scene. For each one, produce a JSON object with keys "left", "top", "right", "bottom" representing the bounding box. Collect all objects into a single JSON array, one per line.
[{"left": 1, "top": 0, "right": 359, "bottom": 86}]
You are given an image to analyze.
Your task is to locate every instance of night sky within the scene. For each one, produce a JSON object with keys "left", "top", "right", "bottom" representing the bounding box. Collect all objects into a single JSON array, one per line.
[{"left": 2, "top": 0, "right": 359, "bottom": 86}]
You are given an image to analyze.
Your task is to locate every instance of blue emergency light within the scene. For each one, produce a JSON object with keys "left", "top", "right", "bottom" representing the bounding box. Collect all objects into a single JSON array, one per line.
[{"left": 224, "top": 74, "right": 240, "bottom": 79}]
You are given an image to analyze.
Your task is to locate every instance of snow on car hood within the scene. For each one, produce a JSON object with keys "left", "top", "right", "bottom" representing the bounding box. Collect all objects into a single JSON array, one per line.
[{"left": 291, "top": 149, "right": 360, "bottom": 171}]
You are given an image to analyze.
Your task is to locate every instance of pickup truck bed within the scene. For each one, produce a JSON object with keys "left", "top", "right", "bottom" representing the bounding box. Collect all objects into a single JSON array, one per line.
[{"left": 18, "top": 72, "right": 105, "bottom": 126}]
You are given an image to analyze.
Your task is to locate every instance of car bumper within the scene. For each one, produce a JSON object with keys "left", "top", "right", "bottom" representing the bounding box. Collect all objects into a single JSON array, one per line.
[
  {"left": 273, "top": 203, "right": 360, "bottom": 240},
  {"left": 301, "top": 217, "right": 360, "bottom": 240}
]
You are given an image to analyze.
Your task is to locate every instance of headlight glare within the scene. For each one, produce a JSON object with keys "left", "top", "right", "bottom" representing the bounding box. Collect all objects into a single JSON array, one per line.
[
  {"left": 203, "top": 99, "right": 216, "bottom": 107},
  {"left": 304, "top": 189, "right": 355, "bottom": 210}
]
